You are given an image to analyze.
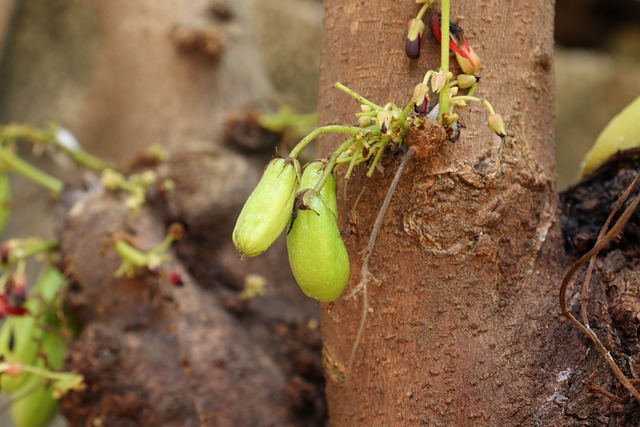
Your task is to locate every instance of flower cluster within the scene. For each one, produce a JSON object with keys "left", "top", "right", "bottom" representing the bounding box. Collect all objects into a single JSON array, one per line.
[
  {"left": 404, "top": 2, "right": 505, "bottom": 137},
  {"left": 113, "top": 223, "right": 185, "bottom": 287},
  {"left": 234, "top": 0, "right": 506, "bottom": 303}
]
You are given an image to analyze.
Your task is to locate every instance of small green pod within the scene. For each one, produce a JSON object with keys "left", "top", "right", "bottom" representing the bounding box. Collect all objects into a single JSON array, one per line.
[
  {"left": 233, "top": 157, "right": 299, "bottom": 257},
  {"left": 287, "top": 163, "right": 349, "bottom": 302},
  {"left": 581, "top": 95, "right": 640, "bottom": 175},
  {"left": 10, "top": 368, "right": 58, "bottom": 427},
  {"left": 0, "top": 316, "right": 42, "bottom": 393}
]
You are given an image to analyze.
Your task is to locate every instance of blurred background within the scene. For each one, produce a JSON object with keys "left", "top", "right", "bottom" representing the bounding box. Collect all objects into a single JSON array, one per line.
[{"left": 0, "top": 0, "right": 639, "bottom": 425}]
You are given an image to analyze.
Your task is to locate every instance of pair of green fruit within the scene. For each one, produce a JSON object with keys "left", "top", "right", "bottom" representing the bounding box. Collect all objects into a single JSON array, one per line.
[
  {"left": 0, "top": 267, "right": 69, "bottom": 427},
  {"left": 233, "top": 158, "right": 350, "bottom": 302}
]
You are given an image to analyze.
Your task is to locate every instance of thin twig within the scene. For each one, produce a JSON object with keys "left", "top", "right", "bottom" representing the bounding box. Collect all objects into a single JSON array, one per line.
[
  {"left": 587, "top": 381, "right": 631, "bottom": 404},
  {"left": 559, "top": 173, "right": 640, "bottom": 402},
  {"left": 580, "top": 174, "right": 640, "bottom": 326},
  {"left": 346, "top": 147, "right": 416, "bottom": 379}
]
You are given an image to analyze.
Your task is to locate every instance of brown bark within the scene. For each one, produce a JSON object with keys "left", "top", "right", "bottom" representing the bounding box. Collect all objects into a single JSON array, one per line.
[{"left": 317, "top": 1, "right": 585, "bottom": 425}]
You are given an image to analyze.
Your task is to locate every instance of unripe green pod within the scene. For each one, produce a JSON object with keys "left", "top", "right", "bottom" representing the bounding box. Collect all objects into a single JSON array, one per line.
[
  {"left": 10, "top": 367, "right": 58, "bottom": 427},
  {"left": 287, "top": 163, "right": 350, "bottom": 302},
  {"left": 0, "top": 316, "right": 42, "bottom": 393},
  {"left": 9, "top": 331, "right": 67, "bottom": 427},
  {"left": 233, "top": 157, "right": 299, "bottom": 257},
  {"left": 0, "top": 265, "right": 68, "bottom": 393},
  {"left": 581, "top": 95, "right": 640, "bottom": 175}
]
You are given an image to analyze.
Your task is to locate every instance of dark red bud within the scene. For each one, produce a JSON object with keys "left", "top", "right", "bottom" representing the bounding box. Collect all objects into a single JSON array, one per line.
[
  {"left": 1, "top": 243, "right": 10, "bottom": 264},
  {"left": 169, "top": 270, "right": 184, "bottom": 287},
  {"left": 414, "top": 98, "right": 429, "bottom": 115},
  {"left": 380, "top": 122, "right": 388, "bottom": 135},
  {"left": 405, "top": 37, "right": 421, "bottom": 59}
]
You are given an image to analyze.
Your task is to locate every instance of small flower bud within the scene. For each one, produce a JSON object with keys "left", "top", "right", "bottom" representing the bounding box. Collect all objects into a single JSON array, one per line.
[
  {"left": 430, "top": 72, "right": 447, "bottom": 94},
  {"left": 233, "top": 157, "right": 300, "bottom": 257},
  {"left": 487, "top": 113, "right": 506, "bottom": 138},
  {"left": 442, "top": 112, "right": 459, "bottom": 127},
  {"left": 376, "top": 110, "right": 392, "bottom": 135},
  {"left": 168, "top": 270, "right": 184, "bottom": 287},
  {"left": 412, "top": 83, "right": 429, "bottom": 115},
  {"left": 457, "top": 74, "right": 479, "bottom": 89},
  {"left": 455, "top": 46, "right": 481, "bottom": 75},
  {"left": 101, "top": 168, "right": 125, "bottom": 190},
  {"left": 451, "top": 97, "right": 466, "bottom": 107},
  {"left": 358, "top": 116, "right": 372, "bottom": 128},
  {"left": 405, "top": 18, "right": 426, "bottom": 59}
]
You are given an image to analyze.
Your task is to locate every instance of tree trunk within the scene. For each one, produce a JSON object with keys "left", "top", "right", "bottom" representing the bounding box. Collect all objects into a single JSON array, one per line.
[{"left": 317, "top": 1, "right": 585, "bottom": 424}]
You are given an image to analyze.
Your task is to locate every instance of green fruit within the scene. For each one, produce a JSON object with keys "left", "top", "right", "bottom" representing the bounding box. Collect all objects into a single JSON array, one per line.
[
  {"left": 0, "top": 265, "right": 68, "bottom": 393},
  {"left": 0, "top": 316, "right": 41, "bottom": 393},
  {"left": 581, "top": 95, "right": 640, "bottom": 175},
  {"left": 32, "top": 265, "right": 67, "bottom": 309},
  {"left": 233, "top": 157, "right": 300, "bottom": 257},
  {"left": 9, "top": 332, "right": 67, "bottom": 427},
  {"left": 9, "top": 365, "right": 58, "bottom": 427},
  {"left": 40, "top": 331, "right": 67, "bottom": 371},
  {"left": 287, "top": 164, "right": 350, "bottom": 302}
]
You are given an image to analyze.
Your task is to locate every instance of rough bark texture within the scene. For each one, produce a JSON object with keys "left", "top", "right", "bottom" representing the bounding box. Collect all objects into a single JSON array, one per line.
[{"left": 316, "top": 1, "right": 596, "bottom": 425}]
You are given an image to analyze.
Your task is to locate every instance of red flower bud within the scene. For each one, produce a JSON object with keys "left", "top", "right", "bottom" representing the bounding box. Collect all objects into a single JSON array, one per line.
[
  {"left": 431, "top": 13, "right": 481, "bottom": 74},
  {"left": 169, "top": 270, "right": 184, "bottom": 287}
]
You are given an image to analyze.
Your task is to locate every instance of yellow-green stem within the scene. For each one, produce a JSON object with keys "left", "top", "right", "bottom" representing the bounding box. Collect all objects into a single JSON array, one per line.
[
  {"left": 288, "top": 125, "right": 361, "bottom": 159},
  {"left": 63, "top": 148, "right": 115, "bottom": 172},
  {"left": 114, "top": 239, "right": 147, "bottom": 267},
  {"left": 15, "top": 363, "right": 75, "bottom": 382},
  {"left": 438, "top": 0, "right": 451, "bottom": 121},
  {"left": 312, "top": 136, "right": 357, "bottom": 194},
  {"left": 15, "top": 240, "right": 59, "bottom": 261},
  {"left": 335, "top": 82, "right": 382, "bottom": 111},
  {"left": 451, "top": 95, "right": 496, "bottom": 115},
  {"left": 416, "top": 0, "right": 435, "bottom": 20},
  {"left": 0, "top": 147, "right": 63, "bottom": 194}
]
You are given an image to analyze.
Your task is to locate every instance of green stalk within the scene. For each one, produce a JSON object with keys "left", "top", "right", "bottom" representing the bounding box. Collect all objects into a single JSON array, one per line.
[
  {"left": 335, "top": 82, "right": 382, "bottom": 111},
  {"left": 438, "top": 0, "right": 451, "bottom": 121},
  {"left": 16, "top": 240, "right": 59, "bottom": 260},
  {"left": 416, "top": 0, "right": 435, "bottom": 20},
  {"left": 13, "top": 363, "right": 76, "bottom": 383},
  {"left": 114, "top": 239, "right": 148, "bottom": 267},
  {"left": 0, "top": 146, "right": 63, "bottom": 194},
  {"left": 451, "top": 95, "right": 496, "bottom": 114},
  {"left": 366, "top": 141, "right": 388, "bottom": 177},
  {"left": 288, "top": 125, "right": 362, "bottom": 159},
  {"left": 62, "top": 148, "right": 115, "bottom": 172},
  {"left": 397, "top": 99, "right": 417, "bottom": 132},
  {"left": 312, "top": 136, "right": 357, "bottom": 194}
]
